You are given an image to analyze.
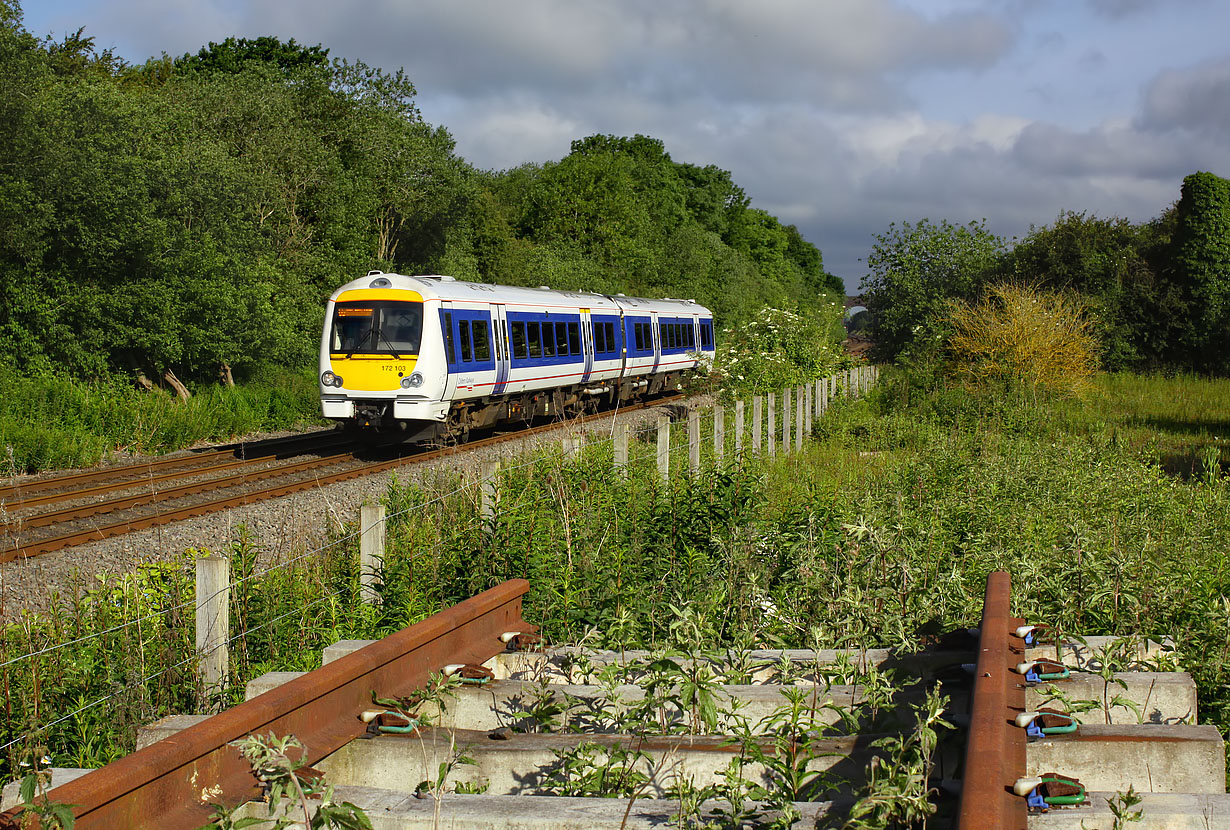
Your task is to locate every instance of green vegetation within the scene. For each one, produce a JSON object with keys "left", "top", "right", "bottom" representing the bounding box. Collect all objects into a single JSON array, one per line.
[
  {"left": 4, "top": 371, "right": 1229, "bottom": 813},
  {"left": 863, "top": 171, "right": 1230, "bottom": 374},
  {"left": 0, "top": 3, "right": 839, "bottom": 394},
  {"left": 0, "top": 368, "right": 324, "bottom": 473}
]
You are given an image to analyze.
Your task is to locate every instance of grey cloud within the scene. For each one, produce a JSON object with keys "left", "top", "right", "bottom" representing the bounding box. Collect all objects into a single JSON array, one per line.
[{"left": 1140, "top": 58, "right": 1230, "bottom": 135}]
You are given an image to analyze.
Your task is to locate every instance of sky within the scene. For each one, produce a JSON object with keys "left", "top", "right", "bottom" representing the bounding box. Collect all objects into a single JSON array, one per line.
[{"left": 19, "top": 0, "right": 1230, "bottom": 292}]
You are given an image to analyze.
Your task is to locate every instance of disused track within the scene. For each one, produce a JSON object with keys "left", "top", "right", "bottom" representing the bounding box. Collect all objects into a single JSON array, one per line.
[
  {"left": 4, "top": 572, "right": 1217, "bottom": 828},
  {"left": 0, "top": 395, "right": 683, "bottom": 563}
]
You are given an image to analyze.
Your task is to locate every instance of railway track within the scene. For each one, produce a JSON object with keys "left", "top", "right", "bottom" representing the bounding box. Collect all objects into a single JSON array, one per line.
[
  {"left": 7, "top": 572, "right": 1218, "bottom": 828},
  {"left": 0, "top": 396, "right": 683, "bottom": 563}
]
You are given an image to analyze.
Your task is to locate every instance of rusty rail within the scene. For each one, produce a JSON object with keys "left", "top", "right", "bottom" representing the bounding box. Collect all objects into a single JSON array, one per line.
[
  {"left": 14, "top": 579, "right": 534, "bottom": 829},
  {"left": 956, "top": 571, "right": 1027, "bottom": 829}
]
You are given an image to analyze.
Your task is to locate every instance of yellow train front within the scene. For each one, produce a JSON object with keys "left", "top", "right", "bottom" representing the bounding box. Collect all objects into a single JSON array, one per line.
[{"left": 319, "top": 271, "right": 716, "bottom": 443}]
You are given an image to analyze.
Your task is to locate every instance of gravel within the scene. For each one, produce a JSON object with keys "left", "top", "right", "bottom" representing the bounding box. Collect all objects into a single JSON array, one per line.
[{"left": 0, "top": 398, "right": 708, "bottom": 621}]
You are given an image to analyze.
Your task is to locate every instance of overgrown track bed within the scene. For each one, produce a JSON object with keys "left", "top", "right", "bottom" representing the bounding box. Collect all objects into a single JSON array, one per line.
[
  {"left": 0, "top": 395, "right": 683, "bottom": 563},
  {"left": 10, "top": 572, "right": 1215, "bottom": 828}
]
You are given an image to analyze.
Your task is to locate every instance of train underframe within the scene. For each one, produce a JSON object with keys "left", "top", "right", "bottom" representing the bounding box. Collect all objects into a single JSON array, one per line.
[{"left": 345, "top": 372, "right": 682, "bottom": 444}]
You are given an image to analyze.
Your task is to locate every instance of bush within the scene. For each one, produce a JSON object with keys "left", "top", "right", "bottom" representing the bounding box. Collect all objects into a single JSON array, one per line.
[
  {"left": 709, "top": 305, "right": 848, "bottom": 399},
  {"left": 946, "top": 284, "right": 1097, "bottom": 396}
]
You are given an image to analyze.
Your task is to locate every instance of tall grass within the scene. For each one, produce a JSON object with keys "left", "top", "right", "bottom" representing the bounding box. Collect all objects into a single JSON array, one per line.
[
  {"left": 0, "top": 368, "right": 326, "bottom": 473},
  {"left": 3, "top": 371, "right": 1229, "bottom": 791}
]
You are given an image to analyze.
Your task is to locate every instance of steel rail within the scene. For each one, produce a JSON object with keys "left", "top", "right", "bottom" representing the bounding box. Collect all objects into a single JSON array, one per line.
[
  {"left": 956, "top": 570, "right": 1027, "bottom": 829},
  {"left": 2, "top": 448, "right": 363, "bottom": 531},
  {"left": 6, "top": 579, "right": 535, "bottom": 830},
  {"left": 2, "top": 394, "right": 684, "bottom": 562},
  {"left": 0, "top": 429, "right": 350, "bottom": 501}
]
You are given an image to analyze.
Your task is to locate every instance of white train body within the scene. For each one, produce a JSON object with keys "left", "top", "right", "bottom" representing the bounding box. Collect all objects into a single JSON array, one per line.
[{"left": 319, "top": 272, "right": 715, "bottom": 441}]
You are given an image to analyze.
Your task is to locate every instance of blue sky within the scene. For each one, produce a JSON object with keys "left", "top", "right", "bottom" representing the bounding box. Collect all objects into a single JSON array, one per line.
[{"left": 19, "top": 0, "right": 1230, "bottom": 291}]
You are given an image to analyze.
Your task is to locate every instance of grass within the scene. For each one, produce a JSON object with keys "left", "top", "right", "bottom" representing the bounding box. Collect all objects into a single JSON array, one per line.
[
  {"left": 2, "top": 368, "right": 1229, "bottom": 810},
  {"left": 0, "top": 367, "right": 327, "bottom": 474}
]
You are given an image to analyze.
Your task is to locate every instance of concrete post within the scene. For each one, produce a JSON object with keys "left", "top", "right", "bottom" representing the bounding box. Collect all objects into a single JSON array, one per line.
[
  {"left": 614, "top": 422, "right": 629, "bottom": 474},
  {"left": 480, "top": 461, "right": 500, "bottom": 522},
  {"left": 195, "top": 554, "right": 229, "bottom": 701},
  {"left": 688, "top": 409, "right": 700, "bottom": 475},
  {"left": 804, "top": 382, "right": 812, "bottom": 435},
  {"left": 657, "top": 416, "right": 670, "bottom": 482},
  {"left": 360, "top": 504, "right": 385, "bottom": 604},
  {"left": 781, "top": 387, "right": 791, "bottom": 454},
  {"left": 767, "top": 392, "right": 776, "bottom": 457},
  {"left": 734, "top": 400, "right": 744, "bottom": 456},
  {"left": 713, "top": 405, "right": 724, "bottom": 461},
  {"left": 752, "top": 396, "right": 762, "bottom": 455},
  {"left": 796, "top": 385, "right": 804, "bottom": 450}
]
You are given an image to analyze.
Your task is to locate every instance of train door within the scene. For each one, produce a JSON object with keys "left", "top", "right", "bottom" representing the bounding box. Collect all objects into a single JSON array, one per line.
[
  {"left": 649, "top": 311, "right": 661, "bottom": 373},
  {"left": 439, "top": 300, "right": 458, "bottom": 400},
  {"left": 491, "top": 303, "right": 511, "bottom": 394},
  {"left": 579, "top": 308, "right": 594, "bottom": 382}
]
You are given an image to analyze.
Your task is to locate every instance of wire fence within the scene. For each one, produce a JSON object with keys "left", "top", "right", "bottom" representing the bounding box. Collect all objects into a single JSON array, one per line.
[{"left": 1, "top": 366, "right": 879, "bottom": 756}]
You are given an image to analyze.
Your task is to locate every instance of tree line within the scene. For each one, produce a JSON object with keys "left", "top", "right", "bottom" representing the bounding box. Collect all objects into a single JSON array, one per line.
[
  {"left": 0, "top": 2, "right": 841, "bottom": 391},
  {"left": 862, "top": 171, "right": 1230, "bottom": 375}
]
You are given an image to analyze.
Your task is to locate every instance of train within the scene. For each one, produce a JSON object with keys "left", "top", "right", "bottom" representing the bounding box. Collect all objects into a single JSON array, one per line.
[{"left": 319, "top": 271, "right": 716, "bottom": 443}]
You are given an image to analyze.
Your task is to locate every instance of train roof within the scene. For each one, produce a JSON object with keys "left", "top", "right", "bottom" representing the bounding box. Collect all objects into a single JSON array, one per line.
[{"left": 329, "top": 272, "right": 712, "bottom": 317}]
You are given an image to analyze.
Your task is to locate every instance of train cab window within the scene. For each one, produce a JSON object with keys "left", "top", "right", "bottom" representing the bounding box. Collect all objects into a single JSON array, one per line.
[
  {"left": 542, "top": 322, "right": 555, "bottom": 357},
  {"left": 511, "top": 321, "right": 527, "bottom": 359},
  {"left": 473, "top": 320, "right": 491, "bottom": 361},
  {"left": 443, "top": 312, "right": 456, "bottom": 363},
  {"left": 603, "top": 322, "right": 616, "bottom": 354},
  {"left": 568, "top": 322, "right": 581, "bottom": 355},
  {"left": 555, "top": 322, "right": 569, "bottom": 355},
  {"left": 527, "top": 322, "right": 541, "bottom": 358}
]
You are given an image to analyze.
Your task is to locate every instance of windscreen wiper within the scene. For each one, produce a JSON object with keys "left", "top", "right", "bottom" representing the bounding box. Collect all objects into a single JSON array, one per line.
[{"left": 373, "top": 326, "right": 402, "bottom": 359}]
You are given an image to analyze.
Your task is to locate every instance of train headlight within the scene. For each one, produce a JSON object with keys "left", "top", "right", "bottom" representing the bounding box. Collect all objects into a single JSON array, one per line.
[
  {"left": 402, "top": 372, "right": 424, "bottom": 389},
  {"left": 321, "top": 371, "right": 342, "bottom": 387}
]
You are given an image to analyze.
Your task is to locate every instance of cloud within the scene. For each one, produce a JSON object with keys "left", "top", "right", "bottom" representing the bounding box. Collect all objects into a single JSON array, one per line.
[{"left": 1140, "top": 57, "right": 1230, "bottom": 135}]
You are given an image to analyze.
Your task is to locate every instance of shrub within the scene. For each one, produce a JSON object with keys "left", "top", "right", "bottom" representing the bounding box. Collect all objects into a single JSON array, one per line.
[
  {"left": 709, "top": 305, "right": 848, "bottom": 399},
  {"left": 946, "top": 284, "right": 1097, "bottom": 396}
]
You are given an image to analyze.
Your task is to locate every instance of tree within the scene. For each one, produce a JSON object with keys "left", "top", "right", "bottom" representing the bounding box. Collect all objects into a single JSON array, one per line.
[
  {"left": 861, "top": 219, "right": 1003, "bottom": 362},
  {"left": 1172, "top": 171, "right": 1230, "bottom": 371}
]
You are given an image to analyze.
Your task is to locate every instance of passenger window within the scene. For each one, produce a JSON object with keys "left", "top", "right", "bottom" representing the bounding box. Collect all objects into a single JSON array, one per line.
[
  {"left": 527, "top": 322, "right": 541, "bottom": 357},
  {"left": 604, "top": 322, "right": 616, "bottom": 354},
  {"left": 592, "top": 322, "right": 604, "bottom": 354},
  {"left": 568, "top": 322, "right": 580, "bottom": 355},
  {"left": 634, "top": 323, "right": 643, "bottom": 352},
  {"left": 473, "top": 320, "right": 491, "bottom": 361},
  {"left": 511, "top": 321, "right": 527, "bottom": 359},
  {"left": 542, "top": 322, "right": 555, "bottom": 357},
  {"left": 687, "top": 325, "right": 694, "bottom": 348},
  {"left": 556, "top": 322, "right": 569, "bottom": 355},
  {"left": 443, "top": 312, "right": 456, "bottom": 364},
  {"left": 459, "top": 320, "right": 472, "bottom": 361}
]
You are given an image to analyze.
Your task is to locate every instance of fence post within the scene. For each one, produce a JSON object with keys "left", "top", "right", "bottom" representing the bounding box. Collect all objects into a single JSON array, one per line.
[
  {"left": 688, "top": 409, "right": 700, "bottom": 474},
  {"left": 562, "top": 435, "right": 580, "bottom": 457},
  {"left": 734, "top": 400, "right": 744, "bottom": 456},
  {"left": 796, "top": 385, "right": 804, "bottom": 450},
  {"left": 767, "top": 392, "right": 776, "bottom": 457},
  {"left": 195, "top": 554, "right": 229, "bottom": 704},
  {"left": 781, "top": 387, "right": 791, "bottom": 454},
  {"left": 614, "top": 422, "right": 629, "bottom": 474},
  {"left": 657, "top": 415, "right": 670, "bottom": 482},
  {"left": 714, "top": 405, "right": 725, "bottom": 462},
  {"left": 480, "top": 461, "right": 500, "bottom": 522},
  {"left": 752, "top": 396, "right": 762, "bottom": 455},
  {"left": 360, "top": 504, "right": 386, "bottom": 605},
  {"left": 804, "top": 381, "right": 812, "bottom": 435}
]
